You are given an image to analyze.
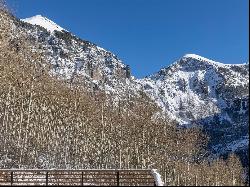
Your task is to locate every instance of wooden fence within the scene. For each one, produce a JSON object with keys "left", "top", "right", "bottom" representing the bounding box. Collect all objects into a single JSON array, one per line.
[{"left": 0, "top": 169, "right": 157, "bottom": 186}]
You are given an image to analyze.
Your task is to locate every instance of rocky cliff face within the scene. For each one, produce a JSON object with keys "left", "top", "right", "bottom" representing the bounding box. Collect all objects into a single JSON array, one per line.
[
  {"left": 139, "top": 54, "right": 249, "bottom": 164},
  {"left": 18, "top": 15, "right": 134, "bottom": 96},
  {"left": 140, "top": 54, "right": 248, "bottom": 124},
  {"left": 7, "top": 14, "right": 250, "bottom": 165}
]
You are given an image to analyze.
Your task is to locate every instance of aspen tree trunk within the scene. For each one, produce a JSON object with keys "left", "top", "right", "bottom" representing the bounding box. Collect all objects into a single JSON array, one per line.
[
  {"left": 232, "top": 172, "right": 235, "bottom": 186},
  {"left": 2, "top": 84, "right": 11, "bottom": 153},
  {"left": 177, "top": 174, "right": 180, "bottom": 186},
  {"left": 20, "top": 80, "right": 34, "bottom": 164},
  {"left": 25, "top": 82, "right": 34, "bottom": 137},
  {"left": 195, "top": 174, "right": 198, "bottom": 186},
  {"left": 126, "top": 148, "right": 130, "bottom": 168},
  {"left": 119, "top": 149, "right": 122, "bottom": 168}
]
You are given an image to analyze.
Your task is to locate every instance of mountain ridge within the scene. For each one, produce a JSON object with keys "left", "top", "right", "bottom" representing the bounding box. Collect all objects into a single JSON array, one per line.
[{"left": 20, "top": 15, "right": 247, "bottom": 72}]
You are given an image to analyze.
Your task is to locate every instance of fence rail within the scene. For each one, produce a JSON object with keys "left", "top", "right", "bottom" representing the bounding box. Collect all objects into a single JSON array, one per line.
[{"left": 0, "top": 169, "right": 157, "bottom": 186}]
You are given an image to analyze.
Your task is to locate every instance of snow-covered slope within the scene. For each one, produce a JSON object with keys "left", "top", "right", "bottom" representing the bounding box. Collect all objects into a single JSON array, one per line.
[
  {"left": 18, "top": 14, "right": 138, "bottom": 101},
  {"left": 182, "top": 54, "right": 245, "bottom": 66},
  {"left": 21, "top": 15, "right": 65, "bottom": 32},
  {"left": 139, "top": 54, "right": 248, "bottom": 124},
  {"left": 139, "top": 54, "right": 249, "bottom": 162}
]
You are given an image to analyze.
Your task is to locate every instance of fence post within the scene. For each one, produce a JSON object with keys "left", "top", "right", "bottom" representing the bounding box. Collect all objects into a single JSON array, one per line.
[
  {"left": 116, "top": 171, "right": 120, "bottom": 186},
  {"left": 10, "top": 171, "right": 13, "bottom": 186},
  {"left": 46, "top": 171, "right": 48, "bottom": 186},
  {"left": 81, "top": 171, "right": 84, "bottom": 186}
]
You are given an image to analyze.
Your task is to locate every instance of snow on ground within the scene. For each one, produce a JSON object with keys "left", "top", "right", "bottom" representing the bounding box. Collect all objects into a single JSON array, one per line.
[{"left": 151, "top": 169, "right": 164, "bottom": 186}]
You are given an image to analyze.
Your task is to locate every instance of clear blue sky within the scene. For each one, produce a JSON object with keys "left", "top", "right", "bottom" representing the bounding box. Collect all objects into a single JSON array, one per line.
[{"left": 7, "top": 0, "right": 249, "bottom": 78}]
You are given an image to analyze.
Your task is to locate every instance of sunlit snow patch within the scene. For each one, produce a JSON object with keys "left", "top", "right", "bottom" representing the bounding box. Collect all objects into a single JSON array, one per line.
[{"left": 21, "top": 15, "right": 65, "bottom": 33}]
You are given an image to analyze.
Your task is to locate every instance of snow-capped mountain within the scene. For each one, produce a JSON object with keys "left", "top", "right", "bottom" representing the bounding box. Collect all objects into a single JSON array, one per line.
[
  {"left": 16, "top": 15, "right": 137, "bottom": 99},
  {"left": 139, "top": 54, "right": 248, "bottom": 124},
  {"left": 139, "top": 54, "right": 249, "bottom": 163},
  {"left": 21, "top": 15, "right": 65, "bottom": 32},
  {"left": 9, "top": 14, "right": 250, "bottom": 165}
]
